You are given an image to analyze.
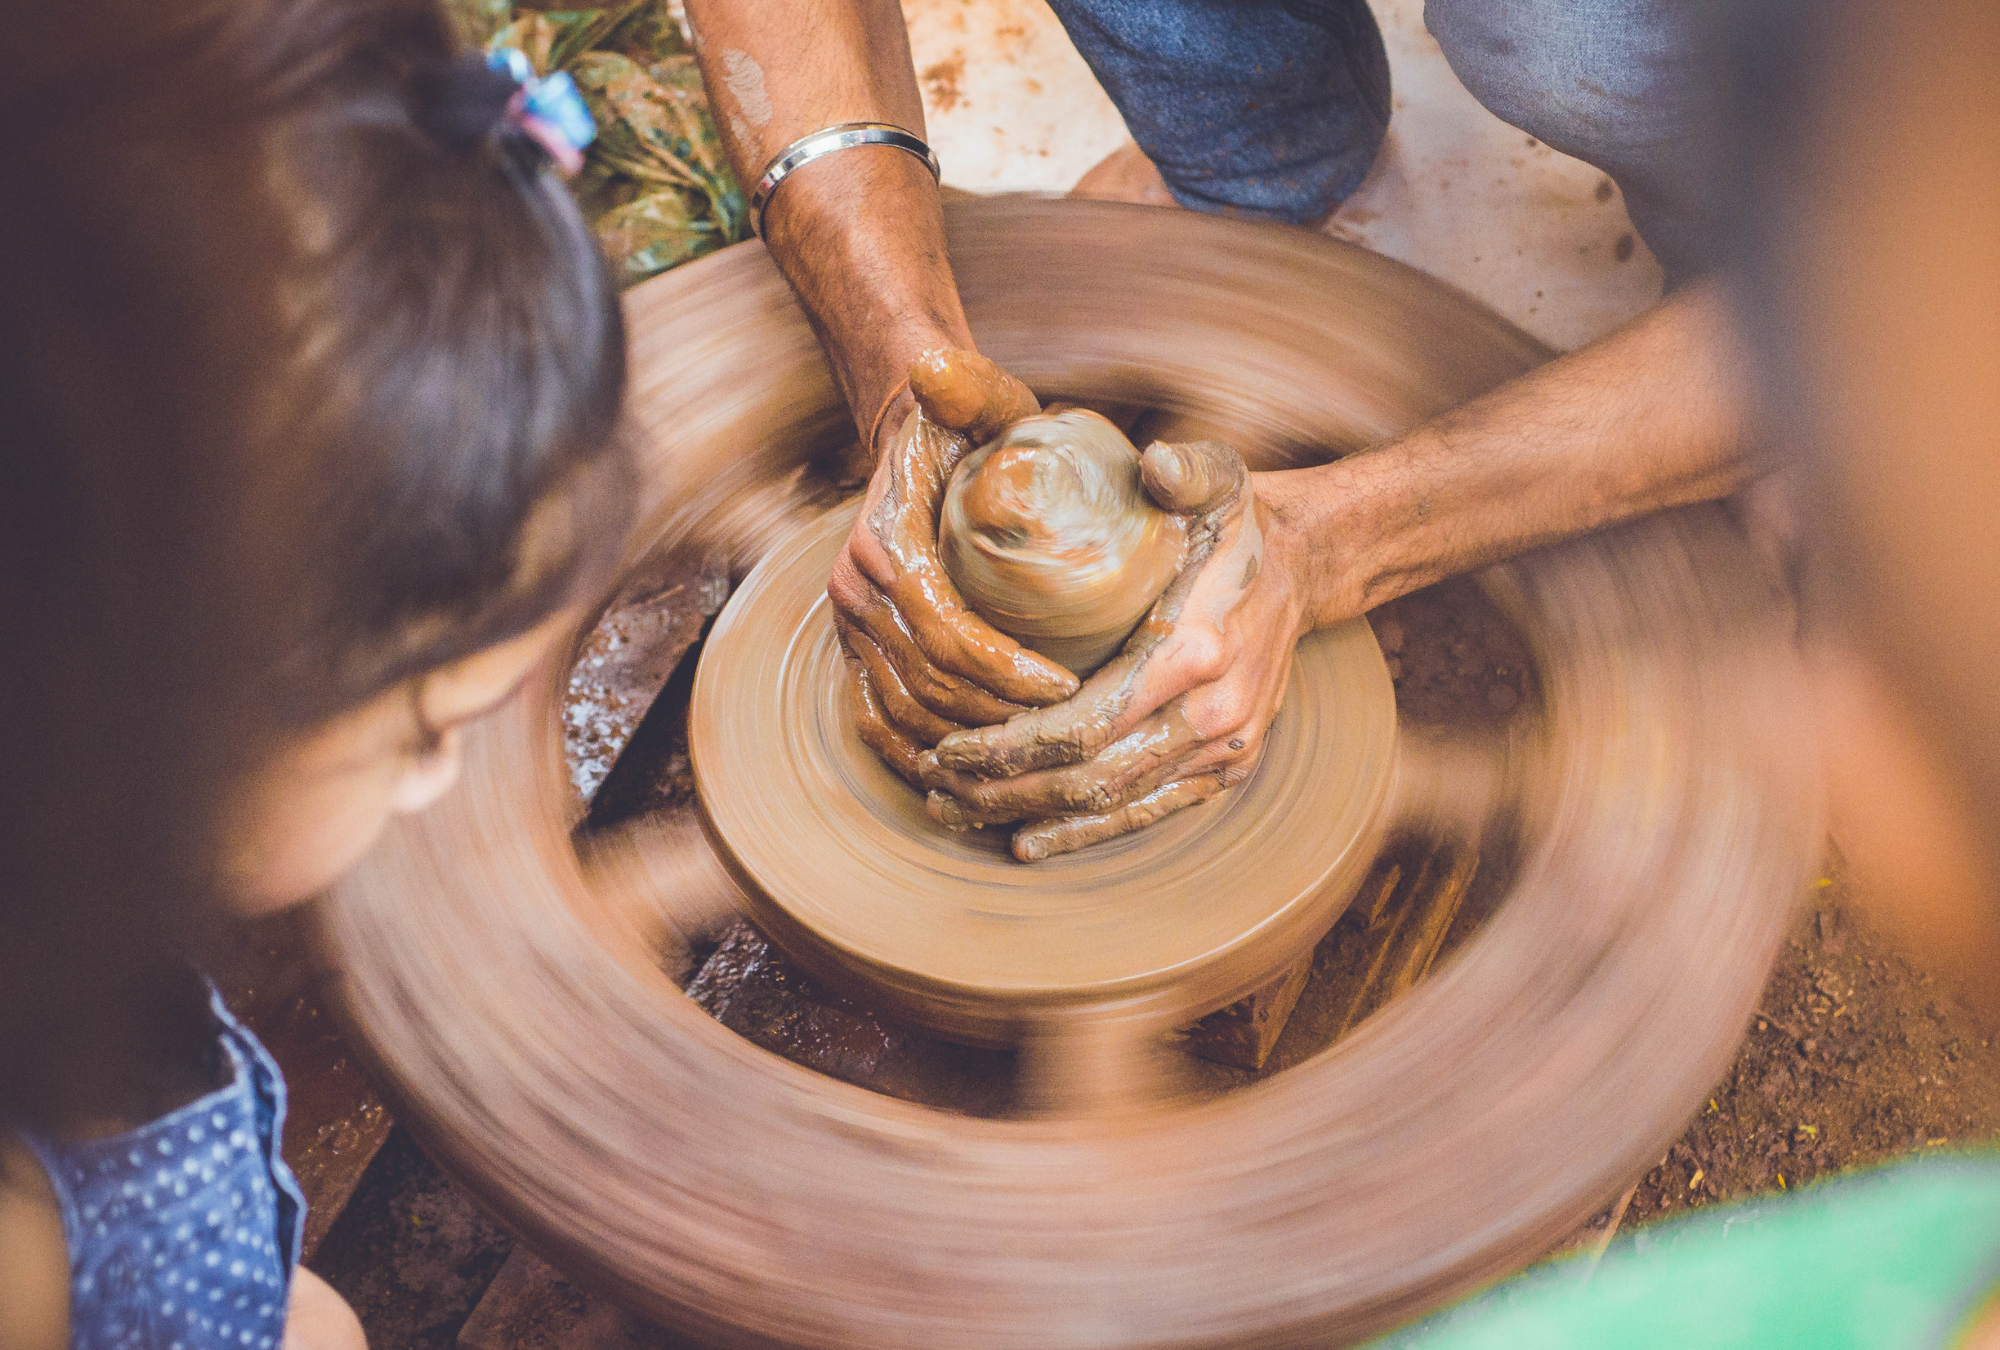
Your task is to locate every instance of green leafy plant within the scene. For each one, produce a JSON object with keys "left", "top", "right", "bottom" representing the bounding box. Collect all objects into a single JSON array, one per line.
[{"left": 442, "top": 1, "right": 749, "bottom": 287}]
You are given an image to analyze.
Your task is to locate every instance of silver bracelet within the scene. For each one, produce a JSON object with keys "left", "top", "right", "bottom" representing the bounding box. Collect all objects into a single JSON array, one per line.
[{"left": 749, "top": 122, "right": 941, "bottom": 239}]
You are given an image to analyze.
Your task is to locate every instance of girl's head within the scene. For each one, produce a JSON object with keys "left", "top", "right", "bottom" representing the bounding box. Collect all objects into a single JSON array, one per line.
[
  {"left": 209, "top": 7, "right": 634, "bottom": 908},
  {"left": 0, "top": 0, "right": 630, "bottom": 1119}
]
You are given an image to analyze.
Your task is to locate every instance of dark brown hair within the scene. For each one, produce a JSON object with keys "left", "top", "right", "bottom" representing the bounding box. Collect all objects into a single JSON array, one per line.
[{"left": 0, "top": 0, "right": 631, "bottom": 1126}]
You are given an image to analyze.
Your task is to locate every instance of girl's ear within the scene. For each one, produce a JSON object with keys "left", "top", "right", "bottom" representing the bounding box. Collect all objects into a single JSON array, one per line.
[
  {"left": 385, "top": 726, "right": 464, "bottom": 816},
  {"left": 387, "top": 611, "right": 575, "bottom": 818}
]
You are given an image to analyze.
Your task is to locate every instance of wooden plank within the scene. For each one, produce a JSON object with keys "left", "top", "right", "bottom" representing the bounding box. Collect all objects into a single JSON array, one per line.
[
  {"left": 1331, "top": 846, "right": 1481, "bottom": 1041},
  {"left": 1378, "top": 846, "right": 1482, "bottom": 999},
  {"left": 1322, "top": 858, "right": 1429, "bottom": 1042},
  {"left": 1183, "top": 862, "right": 1403, "bottom": 1069},
  {"left": 1184, "top": 953, "right": 1315, "bottom": 1070}
]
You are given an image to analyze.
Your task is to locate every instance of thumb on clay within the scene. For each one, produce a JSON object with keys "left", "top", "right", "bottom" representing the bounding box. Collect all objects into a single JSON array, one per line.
[
  {"left": 909, "top": 347, "right": 1040, "bottom": 443},
  {"left": 1140, "top": 439, "right": 1245, "bottom": 513}
]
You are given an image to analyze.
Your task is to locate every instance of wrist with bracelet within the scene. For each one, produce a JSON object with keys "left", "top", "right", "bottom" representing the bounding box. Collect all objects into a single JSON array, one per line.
[{"left": 750, "top": 121, "right": 941, "bottom": 240}]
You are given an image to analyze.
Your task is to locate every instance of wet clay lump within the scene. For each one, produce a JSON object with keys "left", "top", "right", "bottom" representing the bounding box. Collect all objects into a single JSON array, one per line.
[{"left": 939, "top": 410, "right": 1185, "bottom": 678}]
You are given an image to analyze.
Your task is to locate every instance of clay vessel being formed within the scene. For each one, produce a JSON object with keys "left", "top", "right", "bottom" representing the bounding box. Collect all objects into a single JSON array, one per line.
[{"left": 939, "top": 410, "right": 1186, "bottom": 678}]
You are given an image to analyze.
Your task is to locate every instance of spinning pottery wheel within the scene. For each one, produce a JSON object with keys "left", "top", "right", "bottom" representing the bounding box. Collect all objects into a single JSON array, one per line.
[
  {"left": 320, "top": 199, "right": 1821, "bottom": 1347},
  {"left": 693, "top": 502, "right": 1395, "bottom": 1050}
]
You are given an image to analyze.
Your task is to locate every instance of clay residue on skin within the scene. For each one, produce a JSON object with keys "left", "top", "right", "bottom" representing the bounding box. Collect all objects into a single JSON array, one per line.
[
  {"left": 851, "top": 402, "right": 1074, "bottom": 714},
  {"left": 719, "top": 49, "right": 773, "bottom": 130}
]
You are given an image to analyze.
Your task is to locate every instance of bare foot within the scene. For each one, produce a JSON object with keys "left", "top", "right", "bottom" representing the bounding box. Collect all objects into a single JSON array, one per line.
[{"left": 1069, "top": 142, "right": 1181, "bottom": 209}]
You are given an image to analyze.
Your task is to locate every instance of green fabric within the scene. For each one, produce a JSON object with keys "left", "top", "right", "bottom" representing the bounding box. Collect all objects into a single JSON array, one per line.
[{"left": 1374, "top": 1155, "right": 2000, "bottom": 1349}]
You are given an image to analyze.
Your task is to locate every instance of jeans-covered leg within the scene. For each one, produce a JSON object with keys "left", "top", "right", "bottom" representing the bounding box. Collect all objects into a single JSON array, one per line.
[
  {"left": 1425, "top": 0, "right": 1724, "bottom": 282},
  {"left": 1046, "top": 0, "right": 1392, "bottom": 225}
]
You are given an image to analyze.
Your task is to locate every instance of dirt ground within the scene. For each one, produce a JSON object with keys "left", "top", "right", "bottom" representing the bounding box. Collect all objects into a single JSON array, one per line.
[
  {"left": 1628, "top": 866, "right": 2000, "bottom": 1224},
  {"left": 313, "top": 1129, "right": 517, "bottom": 1350},
  {"left": 312, "top": 561, "right": 2000, "bottom": 1345}
]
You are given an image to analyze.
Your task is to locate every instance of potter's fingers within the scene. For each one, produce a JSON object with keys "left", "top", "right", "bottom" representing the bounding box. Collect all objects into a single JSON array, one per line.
[
  {"left": 936, "top": 729, "right": 1258, "bottom": 837},
  {"left": 925, "top": 788, "right": 1018, "bottom": 832},
  {"left": 923, "top": 737, "right": 1199, "bottom": 829},
  {"left": 909, "top": 347, "right": 1041, "bottom": 443},
  {"left": 926, "top": 593, "right": 1248, "bottom": 779},
  {"left": 1011, "top": 774, "right": 1230, "bottom": 862},
  {"left": 922, "top": 703, "right": 1205, "bottom": 818},
  {"left": 930, "top": 671, "right": 1134, "bottom": 776},
  {"left": 858, "top": 597, "right": 1029, "bottom": 725},
  {"left": 830, "top": 554, "right": 1031, "bottom": 725},
  {"left": 846, "top": 660, "right": 928, "bottom": 786},
  {"left": 924, "top": 744, "right": 1199, "bottom": 829},
  {"left": 1140, "top": 440, "right": 1246, "bottom": 513},
  {"left": 840, "top": 621, "right": 967, "bottom": 746},
  {"left": 884, "top": 572, "right": 1080, "bottom": 708},
  {"left": 929, "top": 631, "right": 1192, "bottom": 777},
  {"left": 850, "top": 417, "right": 961, "bottom": 592}
]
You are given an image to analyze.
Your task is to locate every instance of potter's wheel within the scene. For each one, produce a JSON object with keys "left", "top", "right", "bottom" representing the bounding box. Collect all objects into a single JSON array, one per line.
[
  {"left": 692, "top": 504, "right": 1396, "bottom": 1047},
  {"left": 319, "top": 198, "right": 1820, "bottom": 1348}
]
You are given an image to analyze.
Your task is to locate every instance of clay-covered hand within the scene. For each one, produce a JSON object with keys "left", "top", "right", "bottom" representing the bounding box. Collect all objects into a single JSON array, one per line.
[
  {"left": 918, "top": 441, "right": 1307, "bottom": 860},
  {"left": 831, "top": 349, "right": 1081, "bottom": 782}
]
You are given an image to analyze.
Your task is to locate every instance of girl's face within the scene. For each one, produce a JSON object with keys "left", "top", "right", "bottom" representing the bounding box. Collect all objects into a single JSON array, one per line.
[{"left": 216, "top": 611, "right": 574, "bottom": 914}]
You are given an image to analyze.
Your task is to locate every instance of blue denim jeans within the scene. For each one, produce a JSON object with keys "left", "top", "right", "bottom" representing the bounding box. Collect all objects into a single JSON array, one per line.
[{"left": 1045, "top": 0, "right": 1720, "bottom": 280}]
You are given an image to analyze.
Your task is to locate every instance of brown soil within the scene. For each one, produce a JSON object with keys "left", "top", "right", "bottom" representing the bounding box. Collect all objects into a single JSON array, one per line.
[
  {"left": 564, "top": 566, "right": 724, "bottom": 806},
  {"left": 311, "top": 1128, "right": 516, "bottom": 1350},
  {"left": 1626, "top": 865, "right": 2000, "bottom": 1225}
]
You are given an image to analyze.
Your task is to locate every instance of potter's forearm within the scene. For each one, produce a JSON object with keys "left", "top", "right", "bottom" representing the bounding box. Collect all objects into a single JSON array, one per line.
[
  {"left": 1265, "top": 281, "right": 1755, "bottom": 627},
  {"left": 685, "top": 0, "right": 970, "bottom": 453}
]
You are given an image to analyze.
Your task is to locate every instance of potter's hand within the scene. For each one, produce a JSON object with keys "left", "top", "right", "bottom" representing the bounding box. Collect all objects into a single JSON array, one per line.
[
  {"left": 919, "top": 441, "right": 1306, "bottom": 860},
  {"left": 832, "top": 348, "right": 1081, "bottom": 782}
]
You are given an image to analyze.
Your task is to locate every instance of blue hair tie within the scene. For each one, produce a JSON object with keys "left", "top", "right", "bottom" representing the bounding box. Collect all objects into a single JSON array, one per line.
[{"left": 487, "top": 48, "right": 596, "bottom": 176}]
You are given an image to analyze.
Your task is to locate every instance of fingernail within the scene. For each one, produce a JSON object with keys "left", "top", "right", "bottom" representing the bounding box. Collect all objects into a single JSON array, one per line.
[
  {"left": 928, "top": 790, "right": 970, "bottom": 831},
  {"left": 1014, "top": 833, "right": 1048, "bottom": 862},
  {"left": 916, "top": 753, "right": 962, "bottom": 791}
]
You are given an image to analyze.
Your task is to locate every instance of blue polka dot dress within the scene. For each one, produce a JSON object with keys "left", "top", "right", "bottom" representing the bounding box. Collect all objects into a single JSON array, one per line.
[{"left": 17, "top": 984, "right": 306, "bottom": 1350}]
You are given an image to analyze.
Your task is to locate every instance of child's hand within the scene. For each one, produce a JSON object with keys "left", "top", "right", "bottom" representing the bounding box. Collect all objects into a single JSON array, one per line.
[{"left": 284, "top": 1268, "right": 366, "bottom": 1350}]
